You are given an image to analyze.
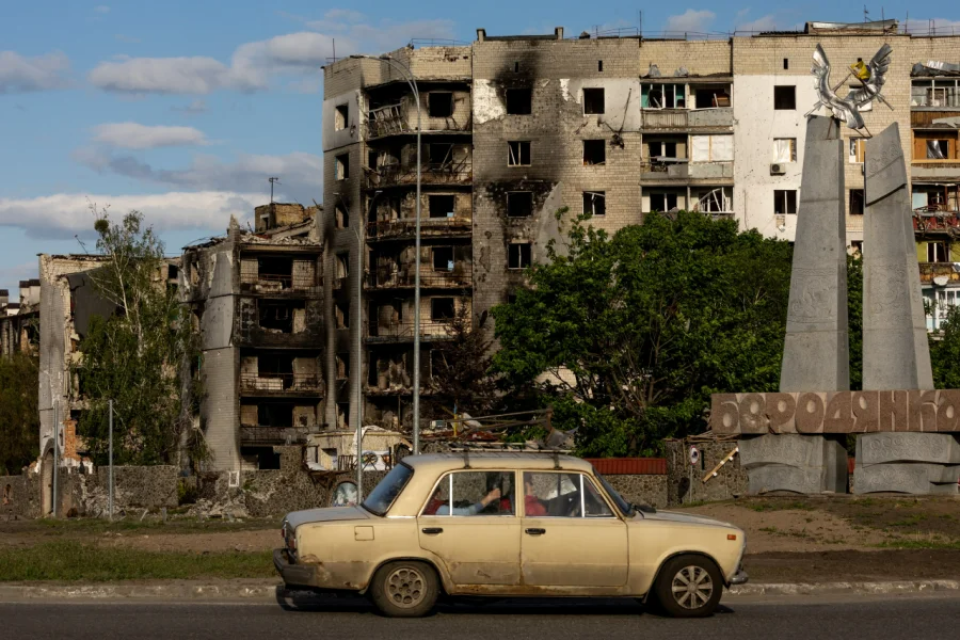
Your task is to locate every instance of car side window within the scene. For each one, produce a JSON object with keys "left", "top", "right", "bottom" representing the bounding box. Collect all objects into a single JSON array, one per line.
[
  {"left": 421, "top": 471, "right": 515, "bottom": 517},
  {"left": 523, "top": 472, "right": 614, "bottom": 518}
]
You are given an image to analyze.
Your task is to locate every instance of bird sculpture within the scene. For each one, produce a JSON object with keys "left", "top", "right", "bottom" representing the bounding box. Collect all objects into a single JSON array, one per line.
[{"left": 808, "top": 43, "right": 892, "bottom": 130}]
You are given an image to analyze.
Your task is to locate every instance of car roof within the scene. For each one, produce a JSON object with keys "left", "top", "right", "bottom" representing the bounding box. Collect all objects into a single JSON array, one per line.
[{"left": 402, "top": 452, "right": 595, "bottom": 474}]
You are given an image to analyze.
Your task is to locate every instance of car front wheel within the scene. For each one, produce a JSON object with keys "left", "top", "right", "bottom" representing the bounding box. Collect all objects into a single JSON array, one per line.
[
  {"left": 653, "top": 554, "right": 722, "bottom": 618},
  {"left": 369, "top": 560, "right": 439, "bottom": 618}
]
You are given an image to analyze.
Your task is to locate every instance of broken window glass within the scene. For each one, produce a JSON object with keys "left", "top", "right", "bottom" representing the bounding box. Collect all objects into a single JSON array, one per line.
[
  {"left": 774, "top": 85, "right": 796, "bottom": 110},
  {"left": 336, "top": 153, "right": 350, "bottom": 180},
  {"left": 508, "top": 243, "right": 532, "bottom": 269},
  {"left": 649, "top": 192, "right": 678, "bottom": 212},
  {"left": 428, "top": 143, "right": 454, "bottom": 165},
  {"left": 506, "top": 88, "right": 532, "bottom": 115},
  {"left": 693, "top": 84, "right": 730, "bottom": 108},
  {"left": 432, "top": 247, "right": 454, "bottom": 272},
  {"left": 335, "top": 104, "right": 348, "bottom": 130},
  {"left": 508, "top": 191, "right": 533, "bottom": 217},
  {"left": 849, "top": 189, "right": 865, "bottom": 215},
  {"left": 583, "top": 191, "right": 606, "bottom": 216},
  {"left": 429, "top": 195, "right": 456, "bottom": 218},
  {"left": 431, "top": 297, "right": 455, "bottom": 321},
  {"left": 927, "top": 140, "right": 948, "bottom": 160},
  {"left": 583, "top": 140, "right": 606, "bottom": 165},
  {"left": 428, "top": 92, "right": 454, "bottom": 118},
  {"left": 508, "top": 141, "right": 531, "bottom": 166},
  {"left": 583, "top": 88, "right": 605, "bottom": 114}
]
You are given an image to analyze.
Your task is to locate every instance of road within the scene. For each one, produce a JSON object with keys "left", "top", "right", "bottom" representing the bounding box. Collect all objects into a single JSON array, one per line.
[{"left": 4, "top": 593, "right": 960, "bottom": 639}]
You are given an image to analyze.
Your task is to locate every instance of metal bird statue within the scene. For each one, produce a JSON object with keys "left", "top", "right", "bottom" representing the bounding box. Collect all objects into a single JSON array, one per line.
[{"left": 807, "top": 43, "right": 893, "bottom": 129}]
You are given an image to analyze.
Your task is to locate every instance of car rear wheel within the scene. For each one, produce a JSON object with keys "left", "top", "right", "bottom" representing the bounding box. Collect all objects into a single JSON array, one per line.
[
  {"left": 369, "top": 560, "right": 439, "bottom": 618},
  {"left": 653, "top": 555, "right": 722, "bottom": 618}
]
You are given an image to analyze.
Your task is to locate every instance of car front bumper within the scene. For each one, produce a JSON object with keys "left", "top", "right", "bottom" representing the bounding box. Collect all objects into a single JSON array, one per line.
[
  {"left": 273, "top": 549, "right": 320, "bottom": 589},
  {"left": 730, "top": 569, "right": 749, "bottom": 585}
]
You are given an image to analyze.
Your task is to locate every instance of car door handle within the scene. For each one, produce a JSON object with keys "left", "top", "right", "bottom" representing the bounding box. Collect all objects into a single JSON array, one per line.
[
  {"left": 421, "top": 527, "right": 444, "bottom": 535},
  {"left": 525, "top": 528, "right": 546, "bottom": 535}
]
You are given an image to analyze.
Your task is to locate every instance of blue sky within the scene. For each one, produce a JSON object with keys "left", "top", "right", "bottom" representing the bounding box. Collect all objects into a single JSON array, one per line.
[{"left": 2, "top": 1, "right": 958, "bottom": 297}]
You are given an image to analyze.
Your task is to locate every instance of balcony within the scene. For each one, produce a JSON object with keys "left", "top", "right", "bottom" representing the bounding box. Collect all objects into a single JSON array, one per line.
[
  {"left": 240, "top": 425, "right": 310, "bottom": 445},
  {"left": 914, "top": 207, "right": 960, "bottom": 234},
  {"left": 641, "top": 108, "right": 733, "bottom": 130},
  {"left": 919, "top": 261, "right": 960, "bottom": 285},
  {"left": 366, "top": 217, "right": 472, "bottom": 241},
  {"left": 236, "top": 327, "right": 320, "bottom": 349},
  {"left": 364, "top": 161, "right": 472, "bottom": 189},
  {"left": 239, "top": 272, "right": 318, "bottom": 295},
  {"left": 640, "top": 160, "right": 734, "bottom": 183},
  {"left": 365, "top": 319, "right": 456, "bottom": 343},
  {"left": 366, "top": 267, "right": 472, "bottom": 290},
  {"left": 367, "top": 104, "right": 472, "bottom": 140},
  {"left": 240, "top": 372, "right": 323, "bottom": 397}
]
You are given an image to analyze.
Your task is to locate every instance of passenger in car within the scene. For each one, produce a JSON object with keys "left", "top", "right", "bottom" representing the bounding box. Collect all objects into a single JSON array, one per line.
[
  {"left": 523, "top": 476, "right": 548, "bottom": 516},
  {"left": 424, "top": 485, "right": 502, "bottom": 516}
]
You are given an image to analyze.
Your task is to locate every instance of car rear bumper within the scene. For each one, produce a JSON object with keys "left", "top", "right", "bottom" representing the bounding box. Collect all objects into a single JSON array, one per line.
[{"left": 274, "top": 548, "right": 320, "bottom": 589}]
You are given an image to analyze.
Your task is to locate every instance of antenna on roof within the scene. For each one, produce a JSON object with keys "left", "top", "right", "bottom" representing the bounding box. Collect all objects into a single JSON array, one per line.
[{"left": 268, "top": 177, "right": 280, "bottom": 203}]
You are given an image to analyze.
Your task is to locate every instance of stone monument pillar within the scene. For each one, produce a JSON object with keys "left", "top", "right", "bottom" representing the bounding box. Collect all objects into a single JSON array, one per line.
[
  {"left": 856, "top": 123, "right": 958, "bottom": 494},
  {"left": 739, "top": 116, "right": 849, "bottom": 494}
]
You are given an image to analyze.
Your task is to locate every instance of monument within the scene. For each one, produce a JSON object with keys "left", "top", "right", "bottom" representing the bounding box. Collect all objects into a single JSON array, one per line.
[{"left": 712, "top": 43, "right": 960, "bottom": 494}]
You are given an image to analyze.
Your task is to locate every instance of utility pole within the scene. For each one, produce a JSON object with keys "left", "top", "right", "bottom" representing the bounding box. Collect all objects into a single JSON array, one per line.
[
  {"left": 109, "top": 399, "right": 114, "bottom": 521},
  {"left": 268, "top": 177, "right": 280, "bottom": 204}
]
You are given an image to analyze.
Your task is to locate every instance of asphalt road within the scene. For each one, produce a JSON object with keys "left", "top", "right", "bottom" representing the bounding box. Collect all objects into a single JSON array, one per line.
[{"left": 5, "top": 593, "right": 960, "bottom": 640}]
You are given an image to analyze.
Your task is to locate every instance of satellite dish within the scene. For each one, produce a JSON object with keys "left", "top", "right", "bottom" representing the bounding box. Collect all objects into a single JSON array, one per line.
[{"left": 933, "top": 275, "right": 950, "bottom": 287}]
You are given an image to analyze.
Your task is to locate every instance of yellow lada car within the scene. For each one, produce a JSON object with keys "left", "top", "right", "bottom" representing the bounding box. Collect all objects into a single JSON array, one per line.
[{"left": 275, "top": 452, "right": 747, "bottom": 617}]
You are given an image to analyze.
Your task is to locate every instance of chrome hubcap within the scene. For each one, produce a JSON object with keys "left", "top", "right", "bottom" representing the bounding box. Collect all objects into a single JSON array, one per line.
[
  {"left": 386, "top": 567, "right": 426, "bottom": 608},
  {"left": 671, "top": 565, "right": 714, "bottom": 610}
]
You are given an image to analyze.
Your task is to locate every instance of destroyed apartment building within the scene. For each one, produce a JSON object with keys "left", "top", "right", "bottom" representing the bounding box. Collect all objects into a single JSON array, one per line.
[
  {"left": 181, "top": 204, "right": 326, "bottom": 471},
  {"left": 321, "top": 21, "right": 960, "bottom": 431},
  {"left": 0, "top": 280, "right": 40, "bottom": 357}
]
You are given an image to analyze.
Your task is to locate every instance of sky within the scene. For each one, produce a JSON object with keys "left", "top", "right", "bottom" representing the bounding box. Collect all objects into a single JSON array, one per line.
[{"left": 2, "top": 1, "right": 959, "bottom": 298}]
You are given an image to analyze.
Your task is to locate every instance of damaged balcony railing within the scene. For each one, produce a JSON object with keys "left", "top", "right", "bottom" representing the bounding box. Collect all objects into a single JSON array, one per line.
[
  {"left": 366, "top": 216, "right": 471, "bottom": 239},
  {"left": 914, "top": 206, "right": 960, "bottom": 234},
  {"left": 364, "top": 160, "right": 472, "bottom": 188},
  {"left": 366, "top": 319, "right": 458, "bottom": 340},
  {"left": 239, "top": 425, "right": 310, "bottom": 445},
  {"left": 240, "top": 372, "right": 323, "bottom": 393},
  {"left": 366, "top": 267, "right": 472, "bottom": 289},
  {"left": 239, "top": 272, "right": 317, "bottom": 291}
]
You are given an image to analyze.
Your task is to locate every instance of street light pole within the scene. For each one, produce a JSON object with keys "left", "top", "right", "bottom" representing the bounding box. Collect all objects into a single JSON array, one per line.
[{"left": 378, "top": 55, "right": 422, "bottom": 454}]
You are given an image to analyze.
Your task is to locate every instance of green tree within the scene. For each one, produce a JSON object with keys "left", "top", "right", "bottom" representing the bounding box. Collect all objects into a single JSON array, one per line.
[
  {"left": 930, "top": 306, "right": 960, "bottom": 389},
  {"left": 492, "top": 210, "right": 793, "bottom": 457},
  {"left": 847, "top": 254, "right": 864, "bottom": 391},
  {"left": 0, "top": 353, "right": 40, "bottom": 474},
  {"left": 427, "top": 304, "right": 501, "bottom": 418},
  {"left": 75, "top": 210, "right": 198, "bottom": 467}
]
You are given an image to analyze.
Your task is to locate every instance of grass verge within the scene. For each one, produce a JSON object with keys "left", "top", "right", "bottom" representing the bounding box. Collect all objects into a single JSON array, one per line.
[{"left": 0, "top": 541, "right": 275, "bottom": 582}]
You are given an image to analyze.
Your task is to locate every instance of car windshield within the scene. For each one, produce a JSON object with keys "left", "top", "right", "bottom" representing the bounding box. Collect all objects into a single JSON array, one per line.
[
  {"left": 361, "top": 463, "right": 414, "bottom": 516},
  {"left": 594, "top": 470, "right": 633, "bottom": 516}
]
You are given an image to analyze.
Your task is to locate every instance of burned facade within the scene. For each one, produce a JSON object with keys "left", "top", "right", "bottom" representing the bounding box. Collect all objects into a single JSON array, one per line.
[{"left": 181, "top": 204, "right": 324, "bottom": 471}]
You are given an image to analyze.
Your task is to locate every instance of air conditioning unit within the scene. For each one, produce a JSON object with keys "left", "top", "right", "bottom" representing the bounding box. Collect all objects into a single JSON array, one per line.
[{"left": 770, "top": 163, "right": 786, "bottom": 175}]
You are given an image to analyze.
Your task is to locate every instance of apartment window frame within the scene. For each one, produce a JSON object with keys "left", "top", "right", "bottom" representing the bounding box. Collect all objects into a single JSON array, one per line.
[
  {"left": 912, "top": 79, "right": 960, "bottom": 108},
  {"left": 774, "top": 85, "right": 797, "bottom": 110},
  {"left": 849, "top": 189, "right": 865, "bottom": 216},
  {"left": 690, "top": 134, "right": 733, "bottom": 162},
  {"left": 774, "top": 189, "right": 798, "bottom": 215},
  {"left": 583, "top": 191, "right": 606, "bottom": 217},
  {"left": 506, "top": 88, "right": 532, "bottom": 115},
  {"left": 928, "top": 241, "right": 949, "bottom": 263},
  {"left": 641, "top": 83, "right": 686, "bottom": 110},
  {"left": 508, "top": 243, "right": 532, "bottom": 270},
  {"left": 583, "top": 88, "right": 605, "bottom": 115},
  {"left": 508, "top": 141, "right": 531, "bottom": 166},
  {"left": 583, "top": 139, "right": 606, "bottom": 166},
  {"left": 773, "top": 138, "right": 797, "bottom": 163},
  {"left": 429, "top": 194, "right": 456, "bottom": 219},
  {"left": 428, "top": 92, "right": 454, "bottom": 118},
  {"left": 334, "top": 104, "right": 349, "bottom": 131},
  {"left": 431, "top": 297, "right": 456, "bottom": 321},
  {"left": 432, "top": 247, "right": 454, "bottom": 272},
  {"left": 691, "top": 83, "right": 730, "bottom": 109},
  {"left": 648, "top": 191, "right": 679, "bottom": 213},
  {"left": 849, "top": 138, "right": 866, "bottom": 164},
  {"left": 648, "top": 140, "right": 679, "bottom": 159},
  {"left": 507, "top": 191, "right": 534, "bottom": 217},
  {"left": 335, "top": 203, "right": 349, "bottom": 229},
  {"left": 335, "top": 153, "right": 350, "bottom": 180}
]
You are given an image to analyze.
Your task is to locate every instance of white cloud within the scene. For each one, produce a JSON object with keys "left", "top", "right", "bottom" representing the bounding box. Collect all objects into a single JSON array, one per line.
[
  {"left": 0, "top": 191, "right": 263, "bottom": 239},
  {"left": 0, "top": 50, "right": 70, "bottom": 93},
  {"left": 92, "top": 122, "right": 209, "bottom": 149},
  {"left": 89, "top": 10, "right": 456, "bottom": 95},
  {"left": 94, "top": 5, "right": 110, "bottom": 13},
  {"left": 665, "top": 10, "right": 716, "bottom": 34},
  {"left": 737, "top": 14, "right": 779, "bottom": 33},
  {"left": 171, "top": 99, "right": 207, "bottom": 115},
  {"left": 88, "top": 56, "right": 232, "bottom": 94},
  {"left": 75, "top": 150, "right": 323, "bottom": 204}
]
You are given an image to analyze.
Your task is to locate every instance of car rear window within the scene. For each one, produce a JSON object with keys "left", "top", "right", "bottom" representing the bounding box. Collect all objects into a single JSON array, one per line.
[{"left": 362, "top": 463, "right": 414, "bottom": 516}]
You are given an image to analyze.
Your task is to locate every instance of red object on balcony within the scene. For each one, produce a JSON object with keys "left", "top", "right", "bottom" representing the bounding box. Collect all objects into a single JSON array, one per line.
[{"left": 585, "top": 458, "right": 667, "bottom": 476}]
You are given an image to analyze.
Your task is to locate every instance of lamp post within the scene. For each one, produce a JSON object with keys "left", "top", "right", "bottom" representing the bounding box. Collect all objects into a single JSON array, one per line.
[{"left": 376, "top": 54, "right": 422, "bottom": 454}]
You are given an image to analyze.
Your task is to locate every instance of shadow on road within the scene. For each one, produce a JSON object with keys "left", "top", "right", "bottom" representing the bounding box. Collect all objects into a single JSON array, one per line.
[{"left": 275, "top": 588, "right": 738, "bottom": 618}]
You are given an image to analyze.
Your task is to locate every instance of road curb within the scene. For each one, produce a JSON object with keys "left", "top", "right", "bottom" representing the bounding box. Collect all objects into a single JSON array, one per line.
[
  {"left": 728, "top": 579, "right": 960, "bottom": 597},
  {"left": 1, "top": 579, "right": 959, "bottom": 602}
]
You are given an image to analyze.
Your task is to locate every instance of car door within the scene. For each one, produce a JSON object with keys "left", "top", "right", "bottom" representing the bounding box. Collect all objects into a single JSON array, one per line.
[
  {"left": 520, "top": 471, "right": 628, "bottom": 589},
  {"left": 417, "top": 470, "right": 522, "bottom": 589}
]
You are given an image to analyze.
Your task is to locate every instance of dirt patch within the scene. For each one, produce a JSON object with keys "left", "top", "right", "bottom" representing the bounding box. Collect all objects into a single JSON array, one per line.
[{"left": 746, "top": 549, "right": 960, "bottom": 583}]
